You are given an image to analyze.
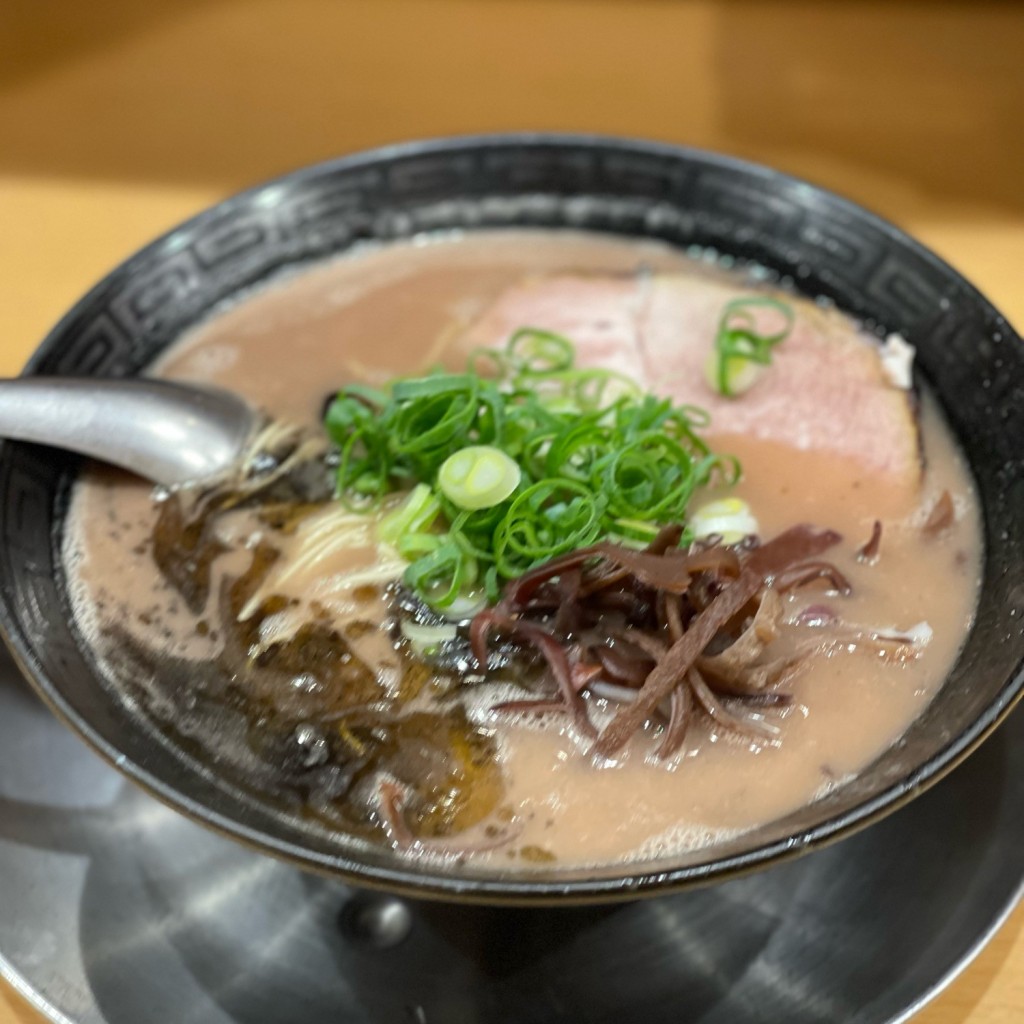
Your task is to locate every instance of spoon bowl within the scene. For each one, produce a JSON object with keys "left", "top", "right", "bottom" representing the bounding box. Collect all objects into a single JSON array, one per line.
[{"left": 0, "top": 377, "right": 257, "bottom": 486}]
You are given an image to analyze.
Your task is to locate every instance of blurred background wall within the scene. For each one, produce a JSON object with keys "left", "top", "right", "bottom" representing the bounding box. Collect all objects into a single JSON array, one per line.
[{"left": 1, "top": 0, "right": 1022, "bottom": 356}]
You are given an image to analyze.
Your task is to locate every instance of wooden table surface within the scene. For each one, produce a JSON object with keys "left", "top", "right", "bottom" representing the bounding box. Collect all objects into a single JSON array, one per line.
[{"left": 1, "top": 1, "right": 1022, "bottom": 1020}]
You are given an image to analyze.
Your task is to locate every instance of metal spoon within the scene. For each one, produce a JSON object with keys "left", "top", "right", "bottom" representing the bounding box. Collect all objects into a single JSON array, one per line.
[{"left": 0, "top": 377, "right": 259, "bottom": 486}]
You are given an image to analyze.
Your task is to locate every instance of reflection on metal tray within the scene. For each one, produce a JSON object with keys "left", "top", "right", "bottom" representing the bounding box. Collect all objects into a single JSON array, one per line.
[{"left": 0, "top": 652, "right": 1021, "bottom": 1024}]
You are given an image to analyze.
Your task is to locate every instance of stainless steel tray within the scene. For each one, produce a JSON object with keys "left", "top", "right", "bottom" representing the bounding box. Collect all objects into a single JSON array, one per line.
[{"left": 0, "top": 651, "right": 1021, "bottom": 1024}]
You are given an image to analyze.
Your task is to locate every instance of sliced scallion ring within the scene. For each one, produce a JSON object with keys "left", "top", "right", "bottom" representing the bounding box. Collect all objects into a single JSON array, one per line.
[
  {"left": 399, "top": 620, "right": 459, "bottom": 648},
  {"left": 438, "top": 445, "right": 522, "bottom": 511},
  {"left": 689, "top": 498, "right": 759, "bottom": 544},
  {"left": 324, "top": 323, "right": 741, "bottom": 608},
  {"left": 377, "top": 483, "right": 441, "bottom": 545},
  {"left": 710, "top": 296, "right": 794, "bottom": 398},
  {"left": 704, "top": 349, "right": 765, "bottom": 397}
]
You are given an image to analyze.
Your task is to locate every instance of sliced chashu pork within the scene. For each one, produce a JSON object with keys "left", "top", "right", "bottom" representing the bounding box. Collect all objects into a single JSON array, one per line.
[{"left": 457, "top": 273, "right": 921, "bottom": 492}]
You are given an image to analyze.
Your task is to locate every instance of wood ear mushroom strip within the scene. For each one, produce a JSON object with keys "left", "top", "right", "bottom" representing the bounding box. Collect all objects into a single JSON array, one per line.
[{"left": 592, "top": 525, "right": 842, "bottom": 757}]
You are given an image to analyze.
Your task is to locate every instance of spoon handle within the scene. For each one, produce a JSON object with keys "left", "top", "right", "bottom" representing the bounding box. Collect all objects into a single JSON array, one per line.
[{"left": 0, "top": 377, "right": 256, "bottom": 486}]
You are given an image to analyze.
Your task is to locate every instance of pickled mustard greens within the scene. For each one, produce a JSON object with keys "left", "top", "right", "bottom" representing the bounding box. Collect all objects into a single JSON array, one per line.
[{"left": 324, "top": 328, "right": 739, "bottom": 610}]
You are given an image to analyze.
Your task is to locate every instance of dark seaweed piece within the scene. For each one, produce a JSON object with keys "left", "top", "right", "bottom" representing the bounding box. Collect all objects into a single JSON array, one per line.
[
  {"left": 151, "top": 492, "right": 230, "bottom": 613},
  {"left": 339, "top": 705, "right": 504, "bottom": 840},
  {"left": 150, "top": 432, "right": 334, "bottom": 611}
]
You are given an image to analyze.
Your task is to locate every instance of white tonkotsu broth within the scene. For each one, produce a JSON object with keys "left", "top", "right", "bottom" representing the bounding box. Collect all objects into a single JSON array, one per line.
[{"left": 64, "top": 232, "right": 981, "bottom": 869}]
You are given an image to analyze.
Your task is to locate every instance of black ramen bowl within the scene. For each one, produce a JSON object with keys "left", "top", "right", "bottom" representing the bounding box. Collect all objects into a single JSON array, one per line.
[{"left": 1, "top": 135, "right": 1022, "bottom": 904}]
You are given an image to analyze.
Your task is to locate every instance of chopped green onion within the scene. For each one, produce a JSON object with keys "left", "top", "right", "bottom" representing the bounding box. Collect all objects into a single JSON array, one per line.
[
  {"left": 400, "top": 620, "right": 459, "bottom": 649},
  {"left": 610, "top": 517, "right": 664, "bottom": 545},
  {"left": 377, "top": 484, "right": 441, "bottom": 545},
  {"left": 390, "top": 373, "right": 477, "bottom": 401},
  {"left": 598, "top": 433, "right": 700, "bottom": 521},
  {"left": 689, "top": 498, "right": 759, "bottom": 544},
  {"left": 710, "top": 297, "right": 794, "bottom": 398},
  {"left": 447, "top": 504, "right": 508, "bottom": 563},
  {"left": 483, "top": 564, "right": 501, "bottom": 604},
  {"left": 494, "top": 479, "right": 605, "bottom": 577},
  {"left": 403, "top": 538, "right": 477, "bottom": 610},
  {"left": 397, "top": 531, "right": 443, "bottom": 560},
  {"left": 439, "top": 590, "right": 489, "bottom": 620},
  {"left": 438, "top": 445, "right": 521, "bottom": 511},
  {"left": 324, "top": 325, "right": 742, "bottom": 608},
  {"left": 390, "top": 383, "right": 482, "bottom": 457},
  {"left": 506, "top": 327, "right": 575, "bottom": 374},
  {"left": 704, "top": 350, "right": 764, "bottom": 396}
]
